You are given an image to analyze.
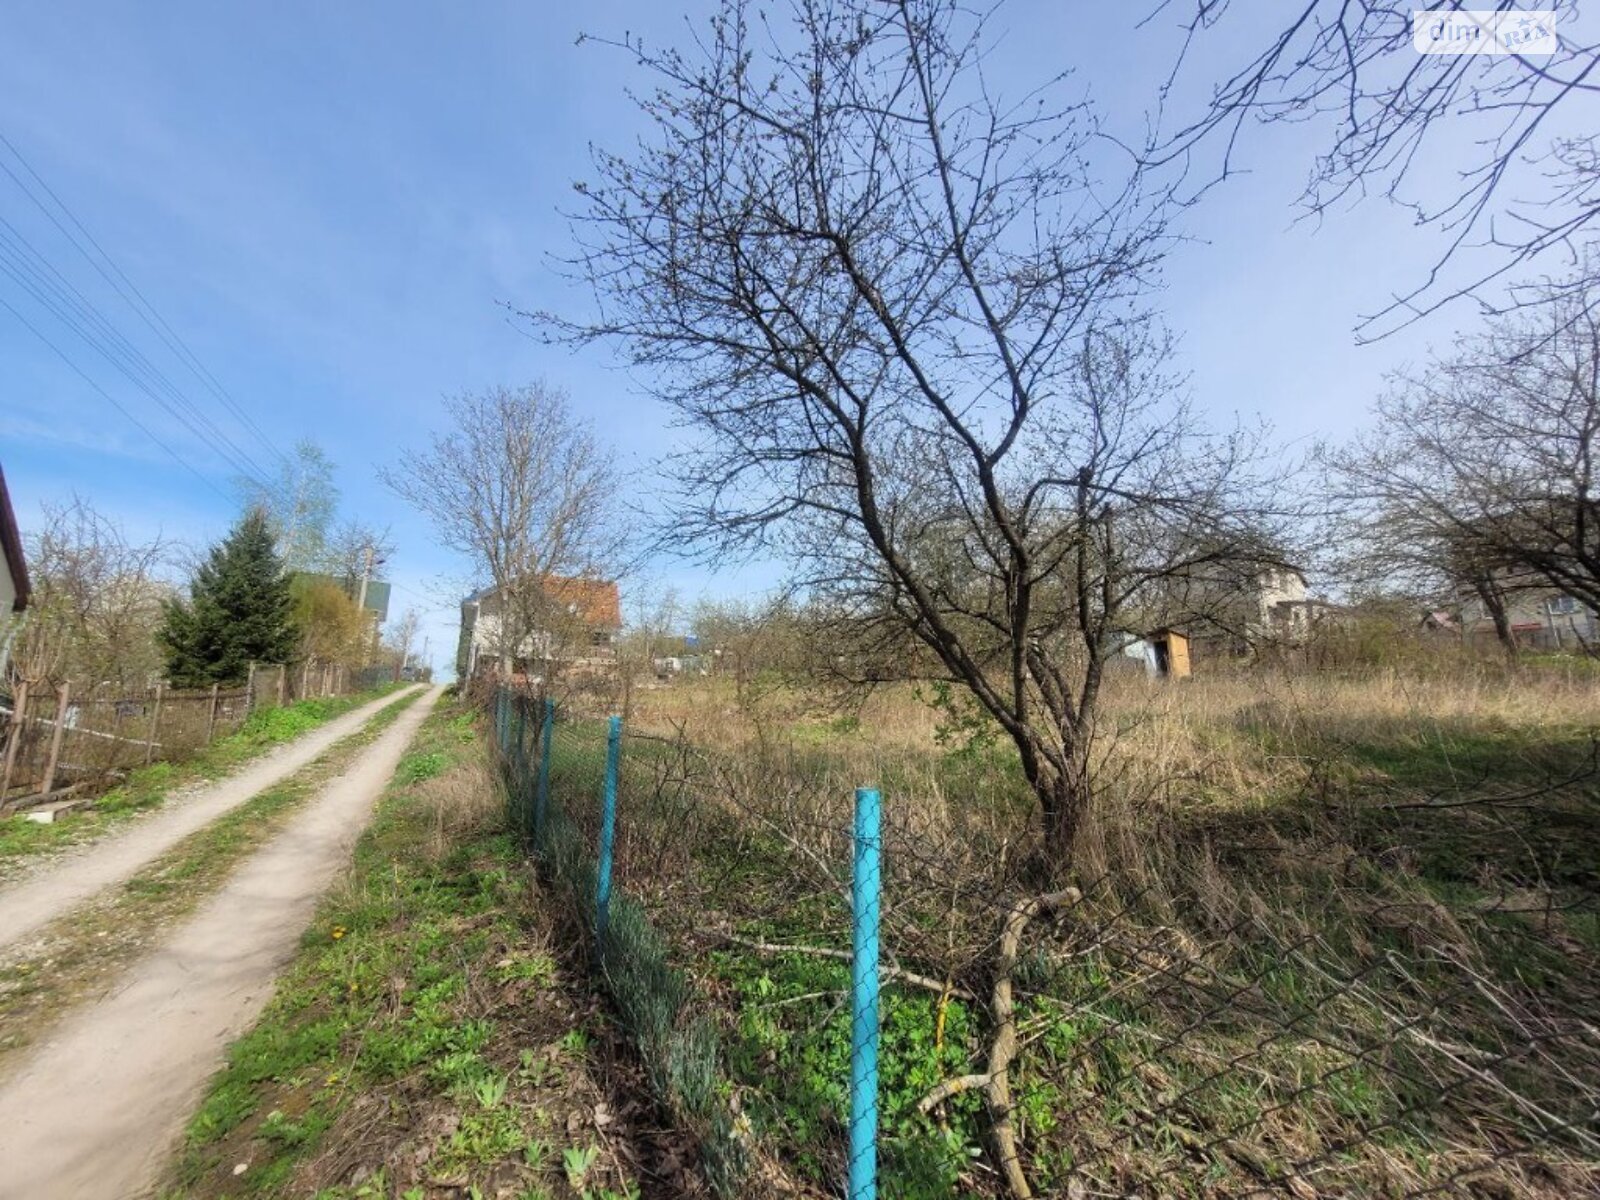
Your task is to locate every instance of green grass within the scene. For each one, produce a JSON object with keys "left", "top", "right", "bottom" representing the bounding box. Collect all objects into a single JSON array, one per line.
[
  {"left": 0, "top": 684, "right": 410, "bottom": 868},
  {"left": 710, "top": 947, "right": 982, "bottom": 1198},
  {"left": 164, "top": 699, "right": 637, "bottom": 1200}
]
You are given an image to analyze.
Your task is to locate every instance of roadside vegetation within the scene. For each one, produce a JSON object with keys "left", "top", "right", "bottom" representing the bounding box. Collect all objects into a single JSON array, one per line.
[
  {"left": 163, "top": 696, "right": 648, "bottom": 1200},
  {"left": 0, "top": 689, "right": 422, "bottom": 1071},
  {"left": 0, "top": 685, "right": 409, "bottom": 875}
]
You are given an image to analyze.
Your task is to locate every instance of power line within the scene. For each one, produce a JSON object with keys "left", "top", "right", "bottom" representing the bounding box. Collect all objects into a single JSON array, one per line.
[
  {"left": 0, "top": 294, "right": 233, "bottom": 503},
  {"left": 0, "top": 220, "right": 271, "bottom": 486},
  {"left": 0, "top": 235, "right": 271, "bottom": 487},
  {"left": 0, "top": 129, "right": 290, "bottom": 477}
]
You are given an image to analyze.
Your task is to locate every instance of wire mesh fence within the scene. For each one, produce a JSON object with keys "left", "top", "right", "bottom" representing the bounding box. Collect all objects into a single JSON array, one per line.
[{"left": 490, "top": 683, "right": 1600, "bottom": 1199}]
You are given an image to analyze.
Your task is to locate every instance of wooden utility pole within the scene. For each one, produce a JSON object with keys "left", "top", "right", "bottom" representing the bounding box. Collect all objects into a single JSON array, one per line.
[
  {"left": 206, "top": 683, "right": 220, "bottom": 741},
  {"left": 276, "top": 666, "right": 286, "bottom": 707},
  {"left": 246, "top": 661, "right": 257, "bottom": 712},
  {"left": 144, "top": 684, "right": 165, "bottom": 766},
  {"left": 1, "top": 680, "right": 30, "bottom": 800},
  {"left": 40, "top": 682, "right": 71, "bottom": 794}
]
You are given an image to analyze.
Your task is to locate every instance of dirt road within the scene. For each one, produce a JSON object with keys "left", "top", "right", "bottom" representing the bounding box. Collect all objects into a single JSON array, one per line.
[
  {"left": 0, "top": 685, "right": 421, "bottom": 956},
  {"left": 0, "top": 686, "right": 441, "bottom": 1200}
]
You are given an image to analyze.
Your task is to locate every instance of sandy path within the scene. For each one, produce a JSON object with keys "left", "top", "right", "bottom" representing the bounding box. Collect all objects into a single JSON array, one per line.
[
  {"left": 0, "top": 685, "right": 421, "bottom": 956},
  {"left": 0, "top": 686, "right": 441, "bottom": 1200}
]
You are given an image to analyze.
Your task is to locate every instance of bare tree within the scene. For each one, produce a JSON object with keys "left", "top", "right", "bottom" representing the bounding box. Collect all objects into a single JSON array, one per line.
[
  {"left": 545, "top": 0, "right": 1285, "bottom": 862},
  {"left": 1156, "top": 0, "right": 1600, "bottom": 336},
  {"left": 13, "top": 497, "right": 173, "bottom": 688},
  {"left": 382, "top": 383, "right": 620, "bottom": 676},
  {"left": 1326, "top": 274, "right": 1600, "bottom": 636},
  {"left": 322, "top": 518, "right": 396, "bottom": 590},
  {"left": 239, "top": 439, "right": 340, "bottom": 572},
  {"left": 387, "top": 606, "right": 421, "bottom": 681}
]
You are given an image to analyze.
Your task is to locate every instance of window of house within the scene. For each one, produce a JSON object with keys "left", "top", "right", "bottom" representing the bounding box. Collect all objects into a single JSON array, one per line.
[{"left": 1548, "top": 595, "right": 1581, "bottom": 616}]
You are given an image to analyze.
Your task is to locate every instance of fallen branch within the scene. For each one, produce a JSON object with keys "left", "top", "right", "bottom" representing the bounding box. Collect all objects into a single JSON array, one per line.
[
  {"left": 717, "top": 931, "right": 975, "bottom": 1001},
  {"left": 918, "top": 887, "right": 1082, "bottom": 1200}
]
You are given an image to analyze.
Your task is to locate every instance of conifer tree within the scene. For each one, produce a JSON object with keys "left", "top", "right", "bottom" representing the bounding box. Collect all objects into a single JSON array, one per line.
[{"left": 160, "top": 510, "right": 297, "bottom": 687}]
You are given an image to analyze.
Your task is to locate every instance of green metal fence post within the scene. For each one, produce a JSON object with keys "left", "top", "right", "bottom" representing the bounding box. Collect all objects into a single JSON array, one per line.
[
  {"left": 595, "top": 714, "right": 623, "bottom": 953},
  {"left": 511, "top": 693, "right": 528, "bottom": 832},
  {"left": 534, "top": 698, "right": 554, "bottom": 848}
]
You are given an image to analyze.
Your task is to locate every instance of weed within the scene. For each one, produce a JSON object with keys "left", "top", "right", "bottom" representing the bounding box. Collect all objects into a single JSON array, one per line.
[{"left": 563, "top": 1144, "right": 600, "bottom": 1191}]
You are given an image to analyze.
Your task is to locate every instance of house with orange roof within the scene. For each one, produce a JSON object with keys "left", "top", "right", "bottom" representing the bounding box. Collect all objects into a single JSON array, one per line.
[{"left": 456, "top": 575, "right": 622, "bottom": 681}]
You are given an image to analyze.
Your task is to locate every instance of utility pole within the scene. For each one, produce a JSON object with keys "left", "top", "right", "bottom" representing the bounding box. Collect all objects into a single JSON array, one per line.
[
  {"left": 421, "top": 634, "right": 430, "bottom": 681},
  {"left": 356, "top": 545, "right": 383, "bottom": 667},
  {"left": 356, "top": 545, "right": 374, "bottom": 613}
]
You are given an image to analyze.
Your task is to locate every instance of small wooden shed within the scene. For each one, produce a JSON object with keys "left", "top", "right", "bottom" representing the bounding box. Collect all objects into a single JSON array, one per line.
[{"left": 1147, "top": 627, "right": 1191, "bottom": 679}]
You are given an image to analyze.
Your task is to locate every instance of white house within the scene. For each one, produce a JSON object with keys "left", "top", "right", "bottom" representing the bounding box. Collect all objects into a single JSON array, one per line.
[{"left": 457, "top": 575, "right": 622, "bottom": 680}]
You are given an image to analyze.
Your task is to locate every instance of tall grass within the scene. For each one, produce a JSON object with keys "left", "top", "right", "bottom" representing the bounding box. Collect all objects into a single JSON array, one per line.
[{"left": 602, "top": 662, "right": 1600, "bottom": 1197}]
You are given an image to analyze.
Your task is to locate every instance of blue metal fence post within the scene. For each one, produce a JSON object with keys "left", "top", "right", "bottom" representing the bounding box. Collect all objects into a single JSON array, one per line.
[
  {"left": 511, "top": 694, "right": 527, "bottom": 828},
  {"left": 534, "top": 698, "right": 555, "bottom": 847},
  {"left": 594, "top": 714, "right": 623, "bottom": 953},
  {"left": 849, "top": 786, "right": 882, "bottom": 1200}
]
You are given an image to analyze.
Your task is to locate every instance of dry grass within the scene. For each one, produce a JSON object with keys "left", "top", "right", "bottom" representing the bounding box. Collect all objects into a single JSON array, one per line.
[{"left": 603, "top": 660, "right": 1600, "bottom": 1197}]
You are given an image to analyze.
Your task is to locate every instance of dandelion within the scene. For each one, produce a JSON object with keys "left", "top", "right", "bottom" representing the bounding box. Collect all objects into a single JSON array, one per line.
[{"left": 331, "top": 925, "right": 347, "bottom": 941}]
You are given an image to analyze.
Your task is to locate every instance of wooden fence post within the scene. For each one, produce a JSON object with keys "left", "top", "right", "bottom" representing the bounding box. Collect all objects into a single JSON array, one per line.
[
  {"left": 40, "top": 682, "right": 71, "bottom": 795},
  {"left": 144, "top": 684, "right": 165, "bottom": 766},
  {"left": 276, "top": 665, "right": 286, "bottom": 707},
  {"left": 206, "top": 682, "right": 220, "bottom": 741},
  {"left": 246, "top": 661, "right": 257, "bottom": 712},
  {"left": 301, "top": 659, "right": 311, "bottom": 700},
  {"left": 1, "top": 680, "right": 30, "bottom": 800}
]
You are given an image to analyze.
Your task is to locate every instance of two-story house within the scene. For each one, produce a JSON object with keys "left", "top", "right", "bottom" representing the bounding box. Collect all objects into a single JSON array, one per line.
[
  {"left": 457, "top": 575, "right": 622, "bottom": 681},
  {"left": 1458, "top": 574, "right": 1596, "bottom": 651}
]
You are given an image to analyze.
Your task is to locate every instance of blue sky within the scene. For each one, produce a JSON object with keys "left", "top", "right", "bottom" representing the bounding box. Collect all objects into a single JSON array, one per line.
[{"left": 0, "top": 2, "right": 1525, "bottom": 676}]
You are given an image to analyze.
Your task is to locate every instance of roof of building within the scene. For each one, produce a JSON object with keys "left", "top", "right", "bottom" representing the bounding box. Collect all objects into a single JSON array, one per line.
[
  {"left": 0, "top": 463, "right": 30, "bottom": 612},
  {"left": 464, "top": 575, "right": 622, "bottom": 629}
]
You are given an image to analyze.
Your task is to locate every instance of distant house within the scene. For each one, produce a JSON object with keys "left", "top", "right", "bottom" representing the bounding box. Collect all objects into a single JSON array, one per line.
[
  {"left": 1179, "top": 565, "right": 1343, "bottom": 660},
  {"left": 1458, "top": 576, "right": 1596, "bottom": 651},
  {"left": 0, "top": 464, "right": 30, "bottom": 680},
  {"left": 457, "top": 575, "right": 622, "bottom": 680}
]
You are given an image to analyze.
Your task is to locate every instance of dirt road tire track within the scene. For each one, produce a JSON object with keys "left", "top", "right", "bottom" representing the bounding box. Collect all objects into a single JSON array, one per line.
[
  {"left": 0, "top": 685, "right": 423, "bottom": 958},
  {"left": 0, "top": 686, "right": 442, "bottom": 1200}
]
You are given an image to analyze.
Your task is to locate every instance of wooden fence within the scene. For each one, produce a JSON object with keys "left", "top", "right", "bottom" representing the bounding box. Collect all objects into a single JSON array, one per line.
[{"left": 0, "top": 659, "right": 355, "bottom": 815}]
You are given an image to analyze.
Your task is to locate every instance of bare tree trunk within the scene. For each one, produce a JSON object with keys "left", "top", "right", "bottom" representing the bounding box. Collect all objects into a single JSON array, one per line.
[
  {"left": 1, "top": 680, "right": 29, "bottom": 800},
  {"left": 1040, "top": 767, "right": 1089, "bottom": 867},
  {"left": 1473, "top": 578, "right": 1519, "bottom": 658},
  {"left": 1013, "top": 727, "right": 1091, "bottom": 868}
]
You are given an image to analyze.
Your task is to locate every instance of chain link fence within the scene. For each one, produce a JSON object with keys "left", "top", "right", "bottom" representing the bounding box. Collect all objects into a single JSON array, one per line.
[{"left": 491, "top": 684, "right": 1600, "bottom": 1199}]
